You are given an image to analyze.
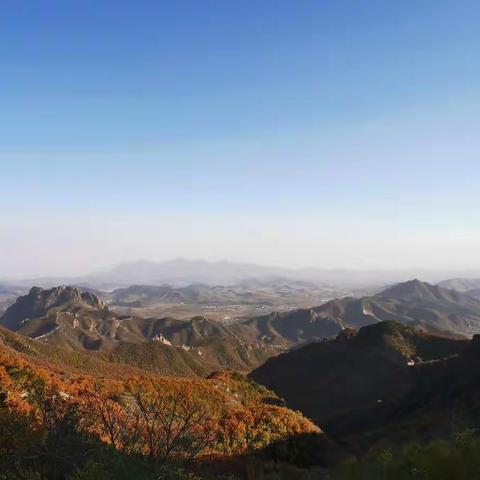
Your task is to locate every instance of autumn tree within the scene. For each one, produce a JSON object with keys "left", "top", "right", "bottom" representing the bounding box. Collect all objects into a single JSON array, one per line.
[
  {"left": 123, "top": 378, "right": 217, "bottom": 464},
  {"left": 79, "top": 385, "right": 141, "bottom": 455}
]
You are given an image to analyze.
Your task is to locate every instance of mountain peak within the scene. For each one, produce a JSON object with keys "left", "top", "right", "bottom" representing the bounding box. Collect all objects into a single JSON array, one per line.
[
  {"left": 379, "top": 279, "right": 445, "bottom": 301},
  {"left": 0, "top": 285, "right": 106, "bottom": 330}
]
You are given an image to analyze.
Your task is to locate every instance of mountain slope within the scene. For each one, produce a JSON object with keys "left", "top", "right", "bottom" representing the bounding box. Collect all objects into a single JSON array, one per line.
[
  {"left": 467, "top": 288, "right": 480, "bottom": 300},
  {"left": 438, "top": 278, "right": 480, "bottom": 292},
  {"left": 232, "top": 280, "right": 480, "bottom": 347},
  {"left": 82, "top": 259, "right": 298, "bottom": 288},
  {"left": 271, "top": 280, "right": 480, "bottom": 339},
  {"left": 251, "top": 321, "right": 476, "bottom": 451},
  {"left": 235, "top": 303, "right": 348, "bottom": 347},
  {"left": 251, "top": 321, "right": 466, "bottom": 425},
  {"left": 0, "top": 286, "right": 106, "bottom": 330},
  {"left": 0, "top": 324, "right": 330, "bottom": 478},
  {"left": 4, "top": 280, "right": 480, "bottom": 376},
  {"left": 0, "top": 286, "right": 275, "bottom": 374},
  {"left": 372, "top": 279, "right": 480, "bottom": 335}
]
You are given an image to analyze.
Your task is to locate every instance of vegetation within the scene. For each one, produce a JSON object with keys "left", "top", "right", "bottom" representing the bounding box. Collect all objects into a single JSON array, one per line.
[
  {"left": 333, "top": 431, "right": 480, "bottom": 480},
  {"left": 3, "top": 281, "right": 480, "bottom": 478},
  {"left": 0, "top": 338, "right": 316, "bottom": 479}
]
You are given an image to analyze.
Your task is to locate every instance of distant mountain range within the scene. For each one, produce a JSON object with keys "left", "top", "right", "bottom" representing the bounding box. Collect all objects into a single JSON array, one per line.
[
  {"left": 437, "top": 277, "right": 480, "bottom": 301},
  {"left": 240, "top": 279, "right": 480, "bottom": 342},
  {"left": 0, "top": 283, "right": 27, "bottom": 311},
  {"left": 438, "top": 277, "right": 480, "bottom": 292},
  {"left": 467, "top": 288, "right": 480, "bottom": 300},
  {"left": 5, "top": 258, "right": 480, "bottom": 290}
]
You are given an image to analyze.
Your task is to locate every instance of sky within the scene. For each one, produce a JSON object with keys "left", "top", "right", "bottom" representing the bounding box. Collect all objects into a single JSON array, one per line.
[{"left": 1, "top": 0, "right": 479, "bottom": 278}]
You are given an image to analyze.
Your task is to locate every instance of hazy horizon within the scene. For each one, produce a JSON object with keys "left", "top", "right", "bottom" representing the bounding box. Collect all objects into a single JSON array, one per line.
[
  {"left": 2, "top": 1, "right": 479, "bottom": 278},
  {"left": 3, "top": 256, "right": 480, "bottom": 284}
]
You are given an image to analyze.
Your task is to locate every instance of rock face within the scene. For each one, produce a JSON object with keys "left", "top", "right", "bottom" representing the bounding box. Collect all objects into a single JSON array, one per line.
[{"left": 0, "top": 286, "right": 106, "bottom": 330}]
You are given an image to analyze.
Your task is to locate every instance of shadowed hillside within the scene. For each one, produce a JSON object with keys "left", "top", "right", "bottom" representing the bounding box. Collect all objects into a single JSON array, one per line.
[{"left": 251, "top": 320, "right": 480, "bottom": 454}]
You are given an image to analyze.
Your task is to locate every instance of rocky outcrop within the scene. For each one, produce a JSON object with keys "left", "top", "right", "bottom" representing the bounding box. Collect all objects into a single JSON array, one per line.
[{"left": 0, "top": 286, "right": 106, "bottom": 330}]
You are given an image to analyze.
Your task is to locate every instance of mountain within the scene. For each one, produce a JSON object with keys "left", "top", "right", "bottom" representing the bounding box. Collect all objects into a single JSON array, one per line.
[
  {"left": 467, "top": 288, "right": 480, "bottom": 300},
  {"left": 3, "top": 279, "right": 480, "bottom": 378},
  {"left": 0, "top": 283, "right": 27, "bottom": 314},
  {"left": 438, "top": 278, "right": 480, "bottom": 292},
  {"left": 11, "top": 259, "right": 480, "bottom": 291},
  {"left": 380, "top": 278, "right": 465, "bottom": 301},
  {"left": 372, "top": 279, "right": 480, "bottom": 335},
  {"left": 0, "top": 285, "right": 106, "bottom": 331},
  {"left": 103, "top": 315, "right": 276, "bottom": 375},
  {"left": 251, "top": 321, "right": 477, "bottom": 451},
  {"left": 0, "top": 285, "right": 346, "bottom": 374},
  {"left": 77, "top": 261, "right": 480, "bottom": 289},
  {"left": 304, "top": 279, "right": 480, "bottom": 338},
  {"left": 436, "top": 278, "right": 480, "bottom": 300},
  {"left": 117, "top": 279, "right": 480, "bottom": 345},
  {"left": 0, "top": 286, "right": 275, "bottom": 374},
  {"left": 235, "top": 303, "right": 348, "bottom": 347},
  {"left": 233, "top": 280, "right": 480, "bottom": 347},
  {"left": 81, "top": 259, "right": 299, "bottom": 288}
]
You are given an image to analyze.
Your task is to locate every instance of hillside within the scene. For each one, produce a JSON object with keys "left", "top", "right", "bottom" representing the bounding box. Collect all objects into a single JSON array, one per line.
[
  {"left": 438, "top": 278, "right": 480, "bottom": 292},
  {"left": 1, "top": 286, "right": 106, "bottom": 330},
  {"left": 232, "top": 280, "right": 480, "bottom": 348},
  {"left": 250, "top": 320, "right": 480, "bottom": 452},
  {"left": 0, "top": 322, "right": 331, "bottom": 479},
  {"left": 236, "top": 303, "right": 348, "bottom": 346},
  {"left": 372, "top": 279, "right": 480, "bottom": 335},
  {"left": 4, "top": 280, "right": 480, "bottom": 356},
  {"left": 0, "top": 286, "right": 276, "bottom": 375},
  {"left": 3, "top": 280, "right": 480, "bottom": 380},
  {"left": 467, "top": 288, "right": 480, "bottom": 300},
  {"left": 251, "top": 321, "right": 467, "bottom": 425},
  {"left": 274, "top": 279, "right": 480, "bottom": 338}
]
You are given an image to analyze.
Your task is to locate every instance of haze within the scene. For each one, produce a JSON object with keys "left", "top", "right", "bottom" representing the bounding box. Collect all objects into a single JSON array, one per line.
[{"left": 1, "top": 1, "right": 479, "bottom": 279}]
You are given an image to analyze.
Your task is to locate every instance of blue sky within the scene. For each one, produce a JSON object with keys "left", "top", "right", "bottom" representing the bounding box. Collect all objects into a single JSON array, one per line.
[{"left": 1, "top": 1, "right": 479, "bottom": 277}]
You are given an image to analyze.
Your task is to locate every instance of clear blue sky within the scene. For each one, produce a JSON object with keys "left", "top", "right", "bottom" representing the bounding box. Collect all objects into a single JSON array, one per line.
[{"left": 1, "top": 1, "right": 479, "bottom": 277}]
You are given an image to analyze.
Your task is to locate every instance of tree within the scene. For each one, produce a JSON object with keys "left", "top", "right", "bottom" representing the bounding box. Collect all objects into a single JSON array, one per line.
[{"left": 124, "top": 378, "right": 217, "bottom": 464}]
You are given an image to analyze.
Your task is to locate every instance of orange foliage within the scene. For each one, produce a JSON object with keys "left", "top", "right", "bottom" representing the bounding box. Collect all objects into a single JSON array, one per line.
[{"left": 0, "top": 341, "right": 317, "bottom": 463}]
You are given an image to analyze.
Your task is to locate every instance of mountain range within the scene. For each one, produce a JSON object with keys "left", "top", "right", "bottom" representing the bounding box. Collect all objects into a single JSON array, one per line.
[
  {"left": 6, "top": 258, "right": 480, "bottom": 290},
  {"left": 2, "top": 279, "right": 480, "bottom": 380},
  {"left": 239, "top": 279, "right": 480, "bottom": 344},
  {"left": 3, "top": 278, "right": 480, "bottom": 474},
  {"left": 438, "top": 277, "right": 480, "bottom": 292},
  {"left": 0, "top": 285, "right": 278, "bottom": 376},
  {"left": 438, "top": 277, "right": 480, "bottom": 300}
]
